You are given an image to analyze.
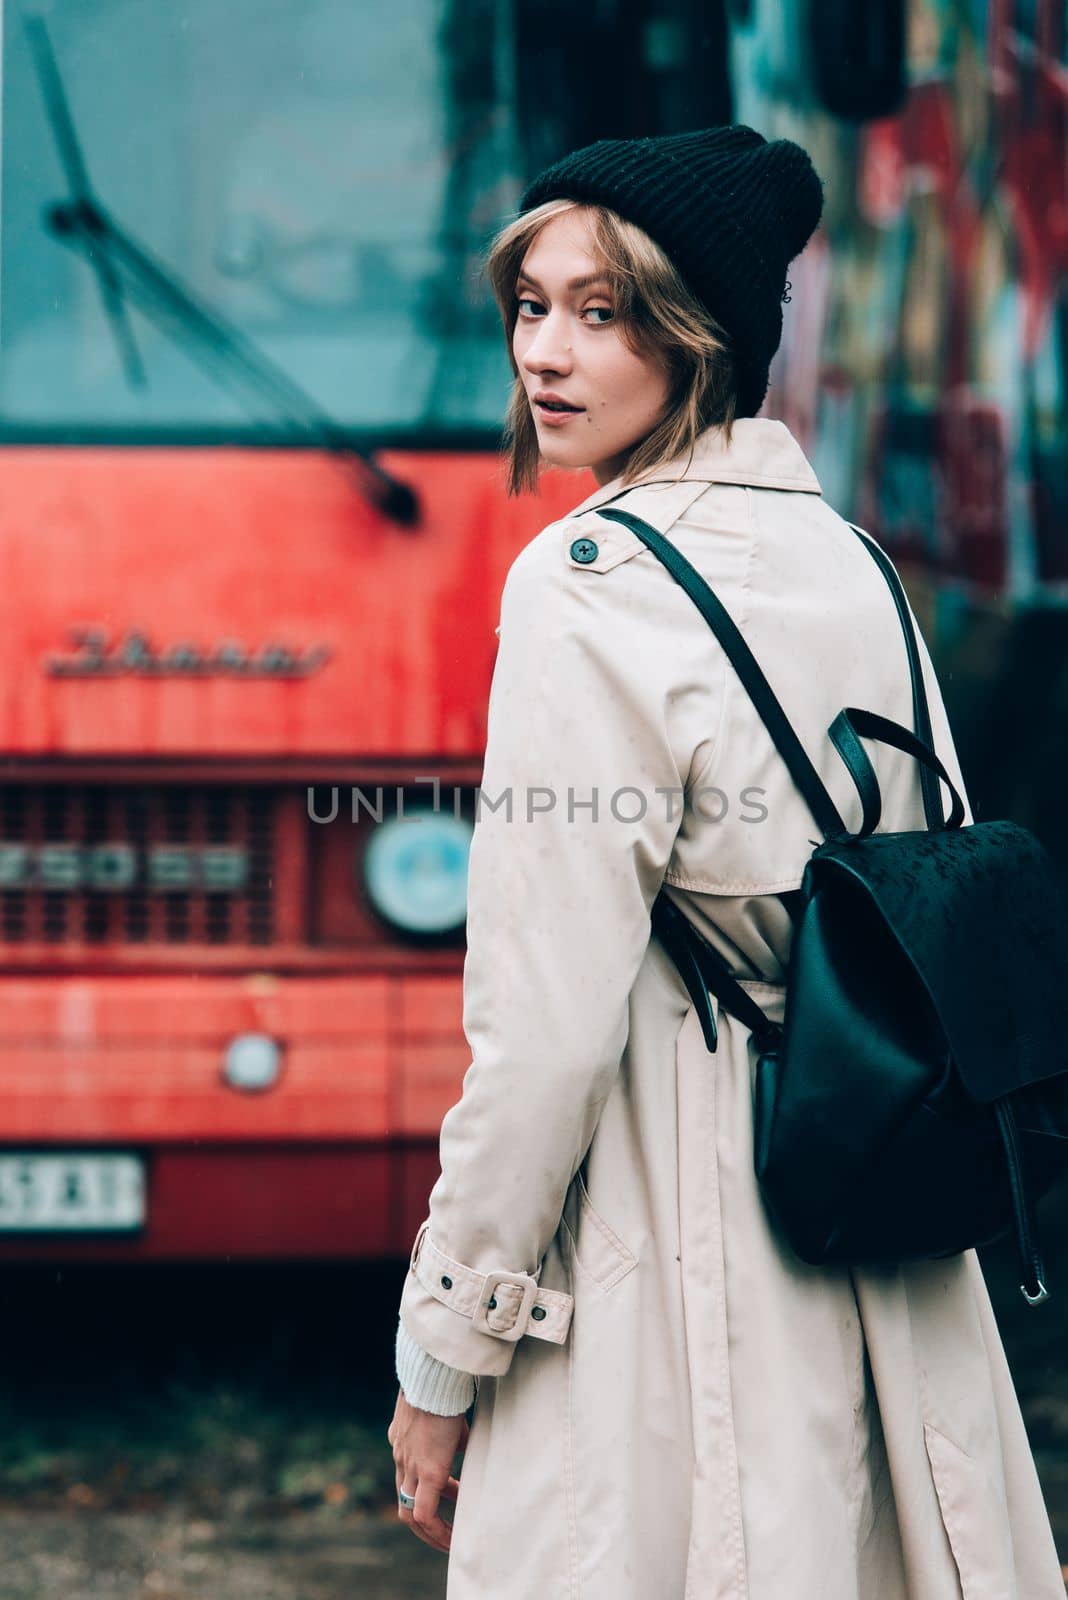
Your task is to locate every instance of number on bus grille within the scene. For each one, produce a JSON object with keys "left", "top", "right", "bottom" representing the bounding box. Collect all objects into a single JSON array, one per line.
[{"left": 0, "top": 786, "right": 275, "bottom": 945}]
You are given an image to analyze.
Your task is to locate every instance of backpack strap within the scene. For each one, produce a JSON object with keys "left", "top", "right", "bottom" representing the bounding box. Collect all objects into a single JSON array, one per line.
[
  {"left": 648, "top": 893, "right": 721, "bottom": 1053},
  {"left": 594, "top": 506, "right": 850, "bottom": 843},
  {"left": 593, "top": 503, "right": 841, "bottom": 1046},
  {"left": 594, "top": 506, "right": 956, "bottom": 840},
  {"left": 828, "top": 707, "right": 967, "bottom": 835},
  {"left": 651, "top": 896, "right": 784, "bottom": 1052},
  {"left": 588, "top": 506, "right": 959, "bottom": 1041},
  {"left": 846, "top": 523, "right": 944, "bottom": 830}
]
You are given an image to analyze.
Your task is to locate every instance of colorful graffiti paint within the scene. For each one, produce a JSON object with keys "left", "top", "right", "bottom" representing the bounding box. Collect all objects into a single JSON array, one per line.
[{"left": 735, "top": 0, "right": 1066, "bottom": 602}]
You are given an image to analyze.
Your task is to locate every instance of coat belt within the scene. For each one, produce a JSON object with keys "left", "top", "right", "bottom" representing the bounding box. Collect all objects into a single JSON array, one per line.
[{"left": 409, "top": 1219, "right": 575, "bottom": 1344}]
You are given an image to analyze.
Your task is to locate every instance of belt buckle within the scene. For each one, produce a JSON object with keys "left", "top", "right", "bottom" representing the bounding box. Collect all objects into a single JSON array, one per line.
[{"left": 470, "top": 1268, "right": 538, "bottom": 1341}]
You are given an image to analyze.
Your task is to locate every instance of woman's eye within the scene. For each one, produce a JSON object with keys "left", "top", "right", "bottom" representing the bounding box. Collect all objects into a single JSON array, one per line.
[{"left": 514, "top": 297, "right": 613, "bottom": 323}]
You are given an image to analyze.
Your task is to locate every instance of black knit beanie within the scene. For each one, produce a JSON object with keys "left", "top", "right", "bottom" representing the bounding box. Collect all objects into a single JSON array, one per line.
[{"left": 517, "top": 125, "right": 824, "bottom": 419}]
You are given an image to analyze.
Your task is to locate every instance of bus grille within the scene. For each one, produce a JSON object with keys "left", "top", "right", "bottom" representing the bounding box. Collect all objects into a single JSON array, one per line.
[{"left": 0, "top": 786, "right": 276, "bottom": 946}]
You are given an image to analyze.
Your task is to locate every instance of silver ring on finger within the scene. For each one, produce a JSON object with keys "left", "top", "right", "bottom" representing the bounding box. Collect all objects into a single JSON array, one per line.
[{"left": 398, "top": 1486, "right": 417, "bottom": 1509}]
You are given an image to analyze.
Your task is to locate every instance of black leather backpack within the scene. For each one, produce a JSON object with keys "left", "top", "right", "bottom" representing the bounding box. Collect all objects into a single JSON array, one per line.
[{"left": 592, "top": 505, "right": 1068, "bottom": 1306}]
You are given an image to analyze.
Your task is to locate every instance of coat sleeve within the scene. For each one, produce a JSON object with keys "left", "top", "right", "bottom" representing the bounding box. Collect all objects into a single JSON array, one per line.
[{"left": 397, "top": 525, "right": 714, "bottom": 1376}]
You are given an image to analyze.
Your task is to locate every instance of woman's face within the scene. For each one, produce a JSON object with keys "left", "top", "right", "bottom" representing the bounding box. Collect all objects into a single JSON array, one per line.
[{"left": 512, "top": 209, "right": 673, "bottom": 486}]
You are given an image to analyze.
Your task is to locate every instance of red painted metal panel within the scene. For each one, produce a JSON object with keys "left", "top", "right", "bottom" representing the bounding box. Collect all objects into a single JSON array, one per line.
[
  {"left": 0, "top": 975, "right": 393, "bottom": 1037},
  {"left": 396, "top": 1041, "right": 475, "bottom": 1138},
  {"left": 0, "top": 1042, "right": 390, "bottom": 1139},
  {"left": 0, "top": 448, "right": 588, "bottom": 757},
  {"left": 396, "top": 974, "right": 466, "bottom": 1035},
  {"left": 0, "top": 972, "right": 465, "bottom": 1141}
]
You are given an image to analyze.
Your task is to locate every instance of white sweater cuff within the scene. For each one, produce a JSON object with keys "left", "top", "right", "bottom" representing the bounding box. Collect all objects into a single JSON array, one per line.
[{"left": 395, "top": 1317, "right": 478, "bottom": 1415}]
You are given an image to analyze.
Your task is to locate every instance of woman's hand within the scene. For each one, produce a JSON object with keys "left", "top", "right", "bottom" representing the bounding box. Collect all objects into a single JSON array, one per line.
[{"left": 387, "top": 1386, "right": 470, "bottom": 1553}]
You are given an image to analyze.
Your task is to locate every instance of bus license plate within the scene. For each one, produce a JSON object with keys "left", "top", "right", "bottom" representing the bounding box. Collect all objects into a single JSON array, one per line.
[{"left": 0, "top": 1153, "right": 145, "bottom": 1231}]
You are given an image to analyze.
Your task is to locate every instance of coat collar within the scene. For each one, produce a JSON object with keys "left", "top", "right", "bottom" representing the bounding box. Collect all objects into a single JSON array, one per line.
[{"left": 567, "top": 417, "right": 822, "bottom": 518}]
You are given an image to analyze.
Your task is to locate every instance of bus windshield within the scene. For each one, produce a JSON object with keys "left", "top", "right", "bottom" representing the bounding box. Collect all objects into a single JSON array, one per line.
[{"left": 0, "top": 0, "right": 523, "bottom": 442}]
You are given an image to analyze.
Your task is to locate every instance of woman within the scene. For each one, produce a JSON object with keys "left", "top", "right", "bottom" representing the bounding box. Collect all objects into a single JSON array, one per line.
[{"left": 387, "top": 126, "right": 1064, "bottom": 1597}]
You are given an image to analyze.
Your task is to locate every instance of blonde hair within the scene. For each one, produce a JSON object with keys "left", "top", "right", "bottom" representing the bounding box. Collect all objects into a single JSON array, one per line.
[{"left": 482, "top": 197, "right": 738, "bottom": 497}]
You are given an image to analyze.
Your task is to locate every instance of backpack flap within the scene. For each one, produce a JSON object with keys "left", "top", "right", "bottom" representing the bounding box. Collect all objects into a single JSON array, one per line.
[{"left": 805, "top": 819, "right": 1068, "bottom": 1121}]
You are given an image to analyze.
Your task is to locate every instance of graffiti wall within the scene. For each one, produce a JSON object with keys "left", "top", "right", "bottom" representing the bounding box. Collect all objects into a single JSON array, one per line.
[{"left": 734, "top": 0, "right": 1066, "bottom": 607}]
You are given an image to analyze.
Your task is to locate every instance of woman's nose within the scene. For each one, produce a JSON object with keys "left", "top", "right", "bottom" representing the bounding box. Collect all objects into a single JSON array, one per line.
[{"left": 520, "top": 313, "right": 573, "bottom": 375}]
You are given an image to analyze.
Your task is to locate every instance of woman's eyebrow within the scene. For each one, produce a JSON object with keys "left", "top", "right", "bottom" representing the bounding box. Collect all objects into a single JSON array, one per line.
[{"left": 516, "top": 271, "right": 611, "bottom": 293}]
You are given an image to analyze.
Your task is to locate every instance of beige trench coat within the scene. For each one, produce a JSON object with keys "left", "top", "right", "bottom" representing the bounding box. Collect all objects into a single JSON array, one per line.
[{"left": 398, "top": 417, "right": 1063, "bottom": 1599}]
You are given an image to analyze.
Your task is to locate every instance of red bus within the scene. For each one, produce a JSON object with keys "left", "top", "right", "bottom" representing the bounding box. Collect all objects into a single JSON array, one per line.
[{"left": 0, "top": 0, "right": 649, "bottom": 1257}]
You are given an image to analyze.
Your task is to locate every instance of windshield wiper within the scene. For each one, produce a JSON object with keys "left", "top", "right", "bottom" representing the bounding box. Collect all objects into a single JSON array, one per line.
[
  {"left": 22, "top": 10, "right": 146, "bottom": 391},
  {"left": 23, "top": 10, "right": 420, "bottom": 527},
  {"left": 45, "top": 198, "right": 421, "bottom": 524}
]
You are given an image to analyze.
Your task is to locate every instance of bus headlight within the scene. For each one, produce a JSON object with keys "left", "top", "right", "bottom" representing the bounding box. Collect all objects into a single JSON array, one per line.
[
  {"left": 222, "top": 1033, "right": 283, "bottom": 1091},
  {"left": 361, "top": 811, "right": 472, "bottom": 935}
]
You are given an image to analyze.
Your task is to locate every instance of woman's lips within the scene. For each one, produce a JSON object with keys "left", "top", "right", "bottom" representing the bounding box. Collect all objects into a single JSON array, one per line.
[{"left": 534, "top": 399, "right": 585, "bottom": 426}]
